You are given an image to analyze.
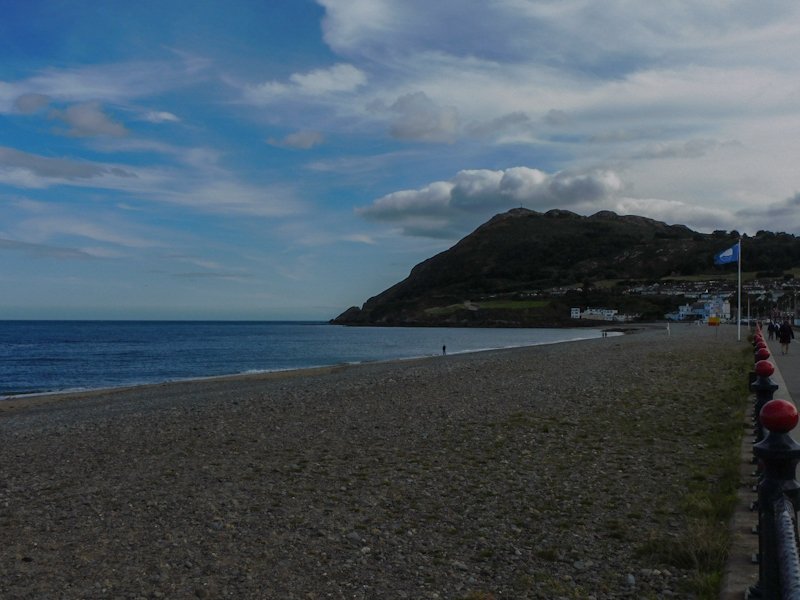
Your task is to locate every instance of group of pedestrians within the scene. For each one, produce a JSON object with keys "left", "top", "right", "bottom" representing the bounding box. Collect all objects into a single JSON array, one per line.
[{"left": 767, "top": 318, "right": 795, "bottom": 355}]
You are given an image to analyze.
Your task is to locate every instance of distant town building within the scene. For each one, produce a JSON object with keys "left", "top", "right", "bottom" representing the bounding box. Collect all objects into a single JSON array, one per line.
[
  {"left": 664, "top": 294, "right": 731, "bottom": 322},
  {"left": 571, "top": 307, "right": 638, "bottom": 322},
  {"left": 583, "top": 307, "right": 619, "bottom": 320}
]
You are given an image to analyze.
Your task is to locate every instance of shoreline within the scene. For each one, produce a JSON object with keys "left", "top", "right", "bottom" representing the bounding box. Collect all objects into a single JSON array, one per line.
[{"left": 0, "top": 326, "right": 635, "bottom": 412}]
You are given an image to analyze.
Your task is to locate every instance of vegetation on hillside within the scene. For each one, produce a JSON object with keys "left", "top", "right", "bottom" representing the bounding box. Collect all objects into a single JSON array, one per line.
[{"left": 333, "top": 208, "right": 800, "bottom": 327}]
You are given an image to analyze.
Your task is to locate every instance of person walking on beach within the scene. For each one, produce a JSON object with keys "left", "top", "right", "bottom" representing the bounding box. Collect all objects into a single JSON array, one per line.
[{"left": 778, "top": 319, "right": 795, "bottom": 355}]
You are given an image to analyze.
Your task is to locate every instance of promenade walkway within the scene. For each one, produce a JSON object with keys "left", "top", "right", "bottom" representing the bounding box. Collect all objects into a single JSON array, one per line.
[{"left": 766, "top": 329, "right": 800, "bottom": 406}]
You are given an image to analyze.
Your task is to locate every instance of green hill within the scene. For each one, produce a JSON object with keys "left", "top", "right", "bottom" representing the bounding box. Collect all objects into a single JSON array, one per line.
[{"left": 333, "top": 208, "right": 800, "bottom": 327}]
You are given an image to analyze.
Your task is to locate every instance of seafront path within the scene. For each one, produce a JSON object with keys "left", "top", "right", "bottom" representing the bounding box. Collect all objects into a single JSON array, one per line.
[{"left": 767, "top": 330, "right": 800, "bottom": 406}]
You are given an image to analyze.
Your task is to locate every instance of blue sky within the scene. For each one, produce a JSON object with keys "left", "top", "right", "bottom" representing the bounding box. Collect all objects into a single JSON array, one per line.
[{"left": 3, "top": 1, "right": 800, "bottom": 320}]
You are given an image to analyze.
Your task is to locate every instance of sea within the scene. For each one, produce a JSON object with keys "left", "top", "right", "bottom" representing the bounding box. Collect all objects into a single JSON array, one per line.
[{"left": 0, "top": 320, "right": 611, "bottom": 398}]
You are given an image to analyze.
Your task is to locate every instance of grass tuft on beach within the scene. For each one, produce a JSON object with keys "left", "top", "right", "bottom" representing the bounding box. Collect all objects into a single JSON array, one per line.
[{"left": 633, "top": 346, "right": 750, "bottom": 598}]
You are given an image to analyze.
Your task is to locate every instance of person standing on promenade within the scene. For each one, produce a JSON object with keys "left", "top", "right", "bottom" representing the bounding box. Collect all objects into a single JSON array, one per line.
[{"left": 778, "top": 318, "right": 795, "bottom": 354}]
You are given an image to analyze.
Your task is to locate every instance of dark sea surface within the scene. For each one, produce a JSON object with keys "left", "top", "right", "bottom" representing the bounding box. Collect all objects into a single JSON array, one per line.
[{"left": 0, "top": 321, "right": 610, "bottom": 397}]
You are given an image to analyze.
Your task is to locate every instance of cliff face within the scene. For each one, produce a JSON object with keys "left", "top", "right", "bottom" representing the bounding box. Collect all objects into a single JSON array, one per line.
[{"left": 332, "top": 208, "right": 800, "bottom": 327}]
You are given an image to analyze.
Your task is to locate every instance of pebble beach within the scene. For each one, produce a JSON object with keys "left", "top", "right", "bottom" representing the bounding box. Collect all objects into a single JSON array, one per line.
[{"left": 1, "top": 323, "right": 747, "bottom": 599}]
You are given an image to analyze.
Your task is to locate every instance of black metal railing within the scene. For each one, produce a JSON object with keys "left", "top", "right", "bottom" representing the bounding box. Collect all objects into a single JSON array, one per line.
[
  {"left": 748, "top": 327, "right": 800, "bottom": 600},
  {"left": 775, "top": 496, "right": 800, "bottom": 597}
]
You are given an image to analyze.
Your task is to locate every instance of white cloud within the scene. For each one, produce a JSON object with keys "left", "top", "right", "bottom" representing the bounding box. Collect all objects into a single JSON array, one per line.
[
  {"left": 306, "top": 150, "right": 416, "bottom": 174},
  {"left": 307, "top": 1, "right": 800, "bottom": 156},
  {"left": 0, "top": 56, "right": 209, "bottom": 113},
  {"left": 319, "top": 0, "right": 398, "bottom": 53},
  {"left": 631, "top": 139, "right": 739, "bottom": 160},
  {"left": 14, "top": 93, "right": 51, "bottom": 114},
  {"left": 498, "top": 167, "right": 549, "bottom": 201},
  {"left": 142, "top": 110, "right": 180, "bottom": 123},
  {"left": 155, "top": 181, "right": 304, "bottom": 217},
  {"left": 341, "top": 233, "right": 377, "bottom": 244},
  {"left": 359, "top": 166, "right": 625, "bottom": 236},
  {"left": 0, "top": 146, "right": 303, "bottom": 218},
  {"left": 468, "top": 112, "right": 531, "bottom": 138},
  {"left": 85, "top": 138, "right": 223, "bottom": 171},
  {"left": 267, "top": 131, "right": 325, "bottom": 149},
  {"left": 738, "top": 193, "right": 800, "bottom": 233},
  {"left": 0, "top": 146, "right": 136, "bottom": 182},
  {"left": 0, "top": 237, "right": 97, "bottom": 260},
  {"left": 10, "top": 197, "right": 50, "bottom": 213},
  {"left": 543, "top": 109, "right": 571, "bottom": 126},
  {"left": 359, "top": 165, "right": 747, "bottom": 238},
  {"left": 50, "top": 102, "right": 127, "bottom": 137},
  {"left": 171, "top": 271, "right": 253, "bottom": 282},
  {"left": 244, "top": 63, "right": 367, "bottom": 105},
  {"left": 179, "top": 147, "right": 223, "bottom": 169},
  {"left": 362, "top": 181, "right": 453, "bottom": 221},
  {"left": 17, "top": 216, "right": 157, "bottom": 249},
  {"left": 319, "top": 0, "right": 800, "bottom": 73},
  {"left": 385, "top": 91, "right": 458, "bottom": 142},
  {"left": 275, "top": 225, "right": 379, "bottom": 247},
  {"left": 449, "top": 169, "right": 505, "bottom": 210},
  {"left": 290, "top": 63, "right": 367, "bottom": 94}
]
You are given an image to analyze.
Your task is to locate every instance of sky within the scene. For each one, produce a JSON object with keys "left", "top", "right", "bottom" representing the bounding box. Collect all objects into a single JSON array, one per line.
[{"left": 3, "top": 0, "right": 800, "bottom": 320}]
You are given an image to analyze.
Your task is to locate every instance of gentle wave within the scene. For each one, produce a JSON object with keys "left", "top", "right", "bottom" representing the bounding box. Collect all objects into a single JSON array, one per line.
[{"left": 0, "top": 321, "right": 615, "bottom": 397}]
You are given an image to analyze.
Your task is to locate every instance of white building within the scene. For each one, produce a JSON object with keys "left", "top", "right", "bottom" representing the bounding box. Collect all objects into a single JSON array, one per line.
[
  {"left": 571, "top": 307, "right": 636, "bottom": 321},
  {"left": 664, "top": 295, "right": 731, "bottom": 321},
  {"left": 582, "top": 308, "right": 619, "bottom": 321}
]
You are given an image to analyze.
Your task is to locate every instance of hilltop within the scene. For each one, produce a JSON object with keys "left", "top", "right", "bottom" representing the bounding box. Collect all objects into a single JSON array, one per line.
[{"left": 333, "top": 208, "right": 800, "bottom": 327}]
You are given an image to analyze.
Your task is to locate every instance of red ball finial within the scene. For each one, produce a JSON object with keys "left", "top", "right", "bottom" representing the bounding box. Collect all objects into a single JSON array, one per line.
[
  {"left": 761, "top": 400, "right": 799, "bottom": 433},
  {"left": 756, "top": 348, "right": 771, "bottom": 361},
  {"left": 755, "top": 360, "right": 775, "bottom": 378}
]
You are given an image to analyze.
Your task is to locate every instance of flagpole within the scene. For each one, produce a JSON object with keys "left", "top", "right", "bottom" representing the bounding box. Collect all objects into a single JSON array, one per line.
[
  {"left": 737, "top": 238, "right": 742, "bottom": 342},
  {"left": 714, "top": 240, "right": 743, "bottom": 340}
]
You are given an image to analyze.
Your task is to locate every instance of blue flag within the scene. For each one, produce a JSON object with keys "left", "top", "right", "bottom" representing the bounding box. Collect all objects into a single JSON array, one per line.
[{"left": 714, "top": 242, "right": 739, "bottom": 265}]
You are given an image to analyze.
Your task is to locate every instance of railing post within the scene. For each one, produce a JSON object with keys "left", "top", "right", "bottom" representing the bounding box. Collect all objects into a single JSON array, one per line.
[
  {"left": 774, "top": 496, "right": 800, "bottom": 598},
  {"left": 752, "top": 399, "right": 800, "bottom": 599}
]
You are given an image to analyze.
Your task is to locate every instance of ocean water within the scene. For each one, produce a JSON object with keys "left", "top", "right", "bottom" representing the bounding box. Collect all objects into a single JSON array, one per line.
[{"left": 0, "top": 321, "right": 610, "bottom": 397}]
